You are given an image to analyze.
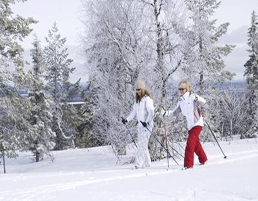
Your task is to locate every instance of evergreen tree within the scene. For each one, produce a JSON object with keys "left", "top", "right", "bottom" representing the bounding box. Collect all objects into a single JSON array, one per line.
[
  {"left": 182, "top": 0, "right": 235, "bottom": 92},
  {"left": 61, "top": 77, "right": 84, "bottom": 149},
  {"left": 0, "top": 0, "right": 36, "bottom": 84},
  {"left": 0, "top": 88, "right": 28, "bottom": 156},
  {"left": 0, "top": 0, "right": 36, "bottom": 171},
  {"left": 175, "top": 0, "right": 236, "bottom": 141},
  {"left": 244, "top": 11, "right": 258, "bottom": 137},
  {"left": 44, "top": 22, "right": 79, "bottom": 150},
  {"left": 28, "top": 36, "right": 55, "bottom": 162}
]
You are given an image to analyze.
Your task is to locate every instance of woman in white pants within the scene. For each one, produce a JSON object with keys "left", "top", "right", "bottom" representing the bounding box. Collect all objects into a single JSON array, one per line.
[{"left": 122, "top": 80, "right": 155, "bottom": 169}]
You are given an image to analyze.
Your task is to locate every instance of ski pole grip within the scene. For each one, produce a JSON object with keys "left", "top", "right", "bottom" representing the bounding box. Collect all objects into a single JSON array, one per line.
[
  {"left": 161, "top": 106, "right": 167, "bottom": 117},
  {"left": 121, "top": 117, "right": 127, "bottom": 124}
]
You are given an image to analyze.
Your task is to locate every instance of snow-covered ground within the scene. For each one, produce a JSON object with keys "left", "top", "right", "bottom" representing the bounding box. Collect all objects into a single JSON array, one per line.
[{"left": 1, "top": 138, "right": 258, "bottom": 201}]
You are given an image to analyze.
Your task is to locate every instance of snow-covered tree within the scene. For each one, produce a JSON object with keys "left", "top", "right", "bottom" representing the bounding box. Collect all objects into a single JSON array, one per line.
[
  {"left": 168, "top": 0, "right": 236, "bottom": 143},
  {"left": 139, "top": 0, "right": 186, "bottom": 108},
  {"left": 82, "top": 0, "right": 150, "bottom": 153},
  {"left": 83, "top": 0, "right": 186, "bottom": 153},
  {"left": 182, "top": 0, "right": 235, "bottom": 93},
  {"left": 0, "top": 87, "right": 33, "bottom": 173},
  {"left": 0, "top": 0, "right": 36, "bottom": 82},
  {"left": 243, "top": 10, "right": 258, "bottom": 137},
  {"left": 44, "top": 22, "right": 76, "bottom": 150},
  {"left": 82, "top": 0, "right": 236, "bottom": 160},
  {"left": 74, "top": 82, "right": 101, "bottom": 148},
  {"left": 217, "top": 86, "right": 248, "bottom": 139},
  {"left": 60, "top": 76, "right": 85, "bottom": 149},
  {"left": 27, "top": 36, "right": 55, "bottom": 162},
  {"left": 0, "top": 0, "right": 36, "bottom": 172}
]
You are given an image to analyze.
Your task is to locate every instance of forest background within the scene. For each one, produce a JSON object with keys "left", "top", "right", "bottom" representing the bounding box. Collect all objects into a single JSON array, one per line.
[{"left": 1, "top": 0, "right": 258, "bottom": 172}]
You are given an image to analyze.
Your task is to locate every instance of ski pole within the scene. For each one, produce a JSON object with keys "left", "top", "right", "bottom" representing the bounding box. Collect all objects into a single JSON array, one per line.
[
  {"left": 161, "top": 122, "right": 184, "bottom": 159},
  {"left": 121, "top": 117, "right": 137, "bottom": 148},
  {"left": 160, "top": 106, "right": 184, "bottom": 159},
  {"left": 193, "top": 100, "right": 227, "bottom": 159},
  {"left": 205, "top": 120, "right": 227, "bottom": 159},
  {"left": 140, "top": 121, "right": 179, "bottom": 166}
]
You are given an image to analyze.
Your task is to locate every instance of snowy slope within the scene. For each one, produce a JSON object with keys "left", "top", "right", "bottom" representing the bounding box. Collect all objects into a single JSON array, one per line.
[{"left": 1, "top": 138, "right": 258, "bottom": 201}]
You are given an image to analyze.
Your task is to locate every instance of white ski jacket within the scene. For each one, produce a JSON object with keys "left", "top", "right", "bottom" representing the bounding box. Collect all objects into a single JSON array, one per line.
[
  {"left": 126, "top": 95, "right": 155, "bottom": 128},
  {"left": 167, "top": 92, "right": 206, "bottom": 130}
]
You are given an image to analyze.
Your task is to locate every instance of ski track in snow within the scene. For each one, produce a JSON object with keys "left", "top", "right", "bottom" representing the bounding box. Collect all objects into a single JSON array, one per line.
[
  {"left": 1, "top": 149, "right": 258, "bottom": 201},
  {"left": 0, "top": 170, "right": 175, "bottom": 200}
]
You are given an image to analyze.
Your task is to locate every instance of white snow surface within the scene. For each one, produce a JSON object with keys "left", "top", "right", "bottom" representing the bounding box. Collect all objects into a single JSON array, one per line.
[{"left": 1, "top": 138, "right": 258, "bottom": 201}]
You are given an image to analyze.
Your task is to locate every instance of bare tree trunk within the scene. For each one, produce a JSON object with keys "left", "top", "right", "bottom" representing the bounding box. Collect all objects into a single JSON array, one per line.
[
  {"left": 199, "top": 35, "right": 204, "bottom": 93},
  {"left": 154, "top": 0, "right": 166, "bottom": 105},
  {"left": 149, "top": 0, "right": 166, "bottom": 160}
]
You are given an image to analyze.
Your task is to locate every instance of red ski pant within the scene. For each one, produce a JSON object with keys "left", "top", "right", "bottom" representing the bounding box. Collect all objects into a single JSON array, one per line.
[{"left": 184, "top": 126, "right": 207, "bottom": 168}]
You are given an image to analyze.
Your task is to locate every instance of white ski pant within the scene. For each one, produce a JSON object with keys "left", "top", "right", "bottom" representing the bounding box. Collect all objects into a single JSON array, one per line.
[{"left": 135, "top": 126, "right": 151, "bottom": 168}]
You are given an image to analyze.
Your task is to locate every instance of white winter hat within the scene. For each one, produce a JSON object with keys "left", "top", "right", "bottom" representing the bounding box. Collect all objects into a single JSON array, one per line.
[{"left": 136, "top": 80, "right": 145, "bottom": 89}]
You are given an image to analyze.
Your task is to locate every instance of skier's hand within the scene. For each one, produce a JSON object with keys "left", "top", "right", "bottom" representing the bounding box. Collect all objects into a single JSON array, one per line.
[
  {"left": 197, "top": 106, "right": 205, "bottom": 117},
  {"left": 141, "top": 121, "right": 148, "bottom": 127},
  {"left": 122, "top": 117, "right": 127, "bottom": 124},
  {"left": 161, "top": 106, "right": 166, "bottom": 117}
]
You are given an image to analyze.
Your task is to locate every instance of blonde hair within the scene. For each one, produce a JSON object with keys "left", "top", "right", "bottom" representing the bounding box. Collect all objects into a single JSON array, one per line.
[
  {"left": 178, "top": 80, "right": 192, "bottom": 92},
  {"left": 136, "top": 89, "right": 152, "bottom": 103}
]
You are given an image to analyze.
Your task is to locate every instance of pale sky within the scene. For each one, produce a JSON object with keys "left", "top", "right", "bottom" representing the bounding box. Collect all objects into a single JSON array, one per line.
[
  {"left": 13, "top": 0, "right": 83, "bottom": 48},
  {"left": 12, "top": 0, "right": 258, "bottom": 82},
  {"left": 213, "top": 0, "right": 258, "bottom": 81},
  {"left": 12, "top": 0, "right": 87, "bottom": 83}
]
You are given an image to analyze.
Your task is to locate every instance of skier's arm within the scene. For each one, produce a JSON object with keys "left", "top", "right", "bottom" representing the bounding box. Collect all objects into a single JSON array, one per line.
[
  {"left": 145, "top": 98, "right": 155, "bottom": 123},
  {"left": 126, "top": 103, "right": 137, "bottom": 122},
  {"left": 163, "top": 102, "right": 181, "bottom": 117},
  {"left": 195, "top": 94, "right": 206, "bottom": 104}
]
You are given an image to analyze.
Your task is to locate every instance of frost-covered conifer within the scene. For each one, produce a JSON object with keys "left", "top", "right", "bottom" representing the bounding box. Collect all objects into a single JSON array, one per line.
[
  {"left": 0, "top": 0, "right": 36, "bottom": 170},
  {"left": 244, "top": 11, "right": 258, "bottom": 137},
  {"left": 27, "top": 36, "right": 55, "bottom": 162},
  {"left": 182, "top": 0, "right": 235, "bottom": 92},
  {"left": 44, "top": 23, "right": 74, "bottom": 150}
]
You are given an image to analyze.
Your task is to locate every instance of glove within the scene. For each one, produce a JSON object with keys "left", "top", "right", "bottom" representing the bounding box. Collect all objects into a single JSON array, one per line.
[
  {"left": 141, "top": 121, "right": 148, "bottom": 127},
  {"left": 122, "top": 117, "right": 127, "bottom": 124}
]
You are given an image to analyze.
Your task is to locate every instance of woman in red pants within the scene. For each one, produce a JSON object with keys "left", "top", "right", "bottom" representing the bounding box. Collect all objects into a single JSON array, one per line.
[{"left": 163, "top": 80, "right": 207, "bottom": 169}]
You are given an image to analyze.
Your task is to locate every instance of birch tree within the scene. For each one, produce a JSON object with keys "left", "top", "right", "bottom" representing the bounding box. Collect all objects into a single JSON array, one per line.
[
  {"left": 83, "top": 0, "right": 151, "bottom": 153},
  {"left": 217, "top": 87, "right": 248, "bottom": 140},
  {"left": 139, "top": 0, "right": 187, "bottom": 108}
]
